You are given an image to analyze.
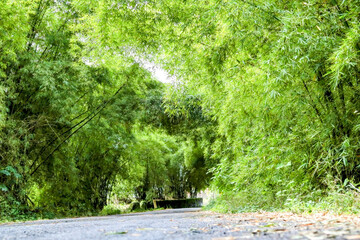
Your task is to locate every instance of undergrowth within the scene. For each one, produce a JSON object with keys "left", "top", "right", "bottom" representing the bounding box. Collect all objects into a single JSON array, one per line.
[{"left": 206, "top": 189, "right": 360, "bottom": 215}]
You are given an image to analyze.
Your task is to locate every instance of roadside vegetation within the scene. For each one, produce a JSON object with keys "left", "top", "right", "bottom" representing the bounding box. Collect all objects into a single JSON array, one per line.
[{"left": 1, "top": 0, "right": 360, "bottom": 222}]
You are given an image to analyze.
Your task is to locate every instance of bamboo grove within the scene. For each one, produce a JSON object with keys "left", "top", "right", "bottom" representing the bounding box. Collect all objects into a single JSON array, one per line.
[{"left": 1, "top": 0, "right": 360, "bottom": 219}]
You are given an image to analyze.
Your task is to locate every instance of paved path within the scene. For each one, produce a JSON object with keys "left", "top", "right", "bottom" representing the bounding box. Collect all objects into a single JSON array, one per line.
[{"left": 1, "top": 208, "right": 360, "bottom": 239}]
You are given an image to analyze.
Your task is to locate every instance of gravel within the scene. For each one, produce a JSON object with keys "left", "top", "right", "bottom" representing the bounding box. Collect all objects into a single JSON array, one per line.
[{"left": 1, "top": 208, "right": 359, "bottom": 239}]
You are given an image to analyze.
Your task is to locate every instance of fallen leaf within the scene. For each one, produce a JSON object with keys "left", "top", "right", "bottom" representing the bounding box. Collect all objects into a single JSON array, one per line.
[
  {"left": 252, "top": 229, "right": 268, "bottom": 234},
  {"left": 263, "top": 223, "right": 275, "bottom": 227},
  {"left": 296, "top": 222, "right": 315, "bottom": 227},
  {"left": 105, "top": 231, "right": 127, "bottom": 235}
]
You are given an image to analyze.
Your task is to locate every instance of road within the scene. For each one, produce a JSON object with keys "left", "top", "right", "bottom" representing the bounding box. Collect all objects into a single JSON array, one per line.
[{"left": 1, "top": 208, "right": 359, "bottom": 239}]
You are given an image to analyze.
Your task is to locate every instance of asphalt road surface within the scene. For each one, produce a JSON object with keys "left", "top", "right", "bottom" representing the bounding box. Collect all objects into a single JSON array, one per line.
[{"left": 1, "top": 208, "right": 360, "bottom": 239}]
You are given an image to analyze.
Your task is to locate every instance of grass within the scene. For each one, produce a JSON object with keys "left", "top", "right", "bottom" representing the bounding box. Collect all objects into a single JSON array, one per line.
[{"left": 205, "top": 189, "right": 360, "bottom": 215}]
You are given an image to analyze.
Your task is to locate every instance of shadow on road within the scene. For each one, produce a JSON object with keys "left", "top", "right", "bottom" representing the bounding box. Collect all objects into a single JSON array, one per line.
[
  {"left": 118, "top": 207, "right": 202, "bottom": 217},
  {"left": 0, "top": 208, "right": 203, "bottom": 227}
]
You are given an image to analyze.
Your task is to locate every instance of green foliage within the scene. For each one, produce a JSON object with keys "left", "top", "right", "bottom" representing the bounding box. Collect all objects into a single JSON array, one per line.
[
  {"left": 0, "top": 0, "right": 182, "bottom": 220},
  {"left": 93, "top": 0, "right": 360, "bottom": 211},
  {"left": 99, "top": 204, "right": 123, "bottom": 216},
  {"left": 2, "top": 0, "right": 360, "bottom": 221},
  {"left": 111, "top": 126, "right": 211, "bottom": 202}
]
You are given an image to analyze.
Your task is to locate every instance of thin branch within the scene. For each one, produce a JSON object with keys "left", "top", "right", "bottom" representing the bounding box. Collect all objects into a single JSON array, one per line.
[
  {"left": 239, "top": 0, "right": 281, "bottom": 22},
  {"left": 30, "top": 81, "right": 128, "bottom": 176},
  {"left": 349, "top": 183, "right": 360, "bottom": 193},
  {"left": 302, "top": 80, "right": 323, "bottom": 123},
  {"left": 30, "top": 89, "right": 117, "bottom": 169}
]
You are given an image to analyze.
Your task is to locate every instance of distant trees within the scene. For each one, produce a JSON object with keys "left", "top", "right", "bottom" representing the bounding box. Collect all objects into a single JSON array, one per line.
[{"left": 112, "top": 85, "right": 215, "bottom": 203}]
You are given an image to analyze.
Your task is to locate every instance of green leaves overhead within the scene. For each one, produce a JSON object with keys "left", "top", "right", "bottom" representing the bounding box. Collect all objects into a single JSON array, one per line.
[
  {"left": 2, "top": 0, "right": 360, "bottom": 218},
  {"left": 88, "top": 0, "right": 360, "bottom": 209}
]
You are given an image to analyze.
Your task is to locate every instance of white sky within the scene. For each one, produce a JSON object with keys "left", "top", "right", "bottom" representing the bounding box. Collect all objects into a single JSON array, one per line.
[{"left": 141, "top": 61, "right": 175, "bottom": 84}]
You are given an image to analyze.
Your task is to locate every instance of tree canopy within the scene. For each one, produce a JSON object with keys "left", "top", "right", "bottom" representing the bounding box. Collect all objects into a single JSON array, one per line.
[{"left": 1, "top": 0, "right": 360, "bottom": 219}]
